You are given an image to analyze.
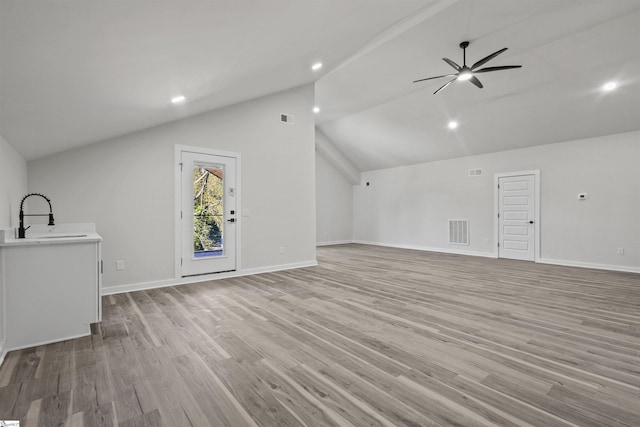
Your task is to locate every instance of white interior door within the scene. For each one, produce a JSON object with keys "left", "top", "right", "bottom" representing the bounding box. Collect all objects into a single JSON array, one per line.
[
  {"left": 498, "top": 174, "right": 535, "bottom": 261},
  {"left": 181, "top": 151, "right": 237, "bottom": 276}
]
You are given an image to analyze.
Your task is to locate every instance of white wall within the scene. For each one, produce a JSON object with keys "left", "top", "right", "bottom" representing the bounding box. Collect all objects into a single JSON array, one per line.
[
  {"left": 0, "top": 135, "right": 28, "bottom": 228},
  {"left": 0, "top": 134, "right": 27, "bottom": 362},
  {"left": 28, "top": 86, "right": 317, "bottom": 291},
  {"left": 315, "top": 129, "right": 360, "bottom": 185},
  {"left": 354, "top": 130, "right": 640, "bottom": 272},
  {"left": 316, "top": 149, "right": 354, "bottom": 245}
]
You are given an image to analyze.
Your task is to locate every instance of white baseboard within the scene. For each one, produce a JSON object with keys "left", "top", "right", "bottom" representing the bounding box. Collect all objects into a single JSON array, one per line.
[
  {"left": 240, "top": 260, "right": 318, "bottom": 276},
  {"left": 101, "top": 260, "right": 318, "bottom": 296},
  {"left": 352, "top": 240, "right": 496, "bottom": 258},
  {"left": 316, "top": 240, "right": 353, "bottom": 247},
  {"left": 101, "top": 278, "right": 177, "bottom": 296},
  {"left": 538, "top": 258, "right": 640, "bottom": 274},
  {"left": 0, "top": 340, "right": 6, "bottom": 367}
]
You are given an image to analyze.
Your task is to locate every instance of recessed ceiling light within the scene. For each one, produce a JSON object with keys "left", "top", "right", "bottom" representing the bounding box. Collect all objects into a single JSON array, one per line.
[
  {"left": 602, "top": 81, "right": 617, "bottom": 92},
  {"left": 171, "top": 95, "right": 186, "bottom": 104},
  {"left": 313, "top": 106, "right": 320, "bottom": 114},
  {"left": 448, "top": 121, "right": 459, "bottom": 129},
  {"left": 311, "top": 62, "right": 323, "bottom": 71}
]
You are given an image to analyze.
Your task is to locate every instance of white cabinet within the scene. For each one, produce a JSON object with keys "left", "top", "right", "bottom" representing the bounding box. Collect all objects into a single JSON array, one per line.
[{"left": 0, "top": 226, "right": 102, "bottom": 351}]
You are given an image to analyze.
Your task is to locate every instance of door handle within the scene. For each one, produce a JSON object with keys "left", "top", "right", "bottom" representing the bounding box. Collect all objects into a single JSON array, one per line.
[
  {"left": 529, "top": 221, "right": 534, "bottom": 224},
  {"left": 227, "top": 218, "right": 236, "bottom": 223}
]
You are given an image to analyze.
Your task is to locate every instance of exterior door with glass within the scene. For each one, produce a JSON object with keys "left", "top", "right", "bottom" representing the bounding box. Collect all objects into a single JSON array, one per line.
[{"left": 181, "top": 151, "right": 237, "bottom": 276}]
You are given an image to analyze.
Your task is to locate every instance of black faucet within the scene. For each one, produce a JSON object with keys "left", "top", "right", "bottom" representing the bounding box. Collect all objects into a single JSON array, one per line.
[{"left": 18, "top": 193, "right": 55, "bottom": 238}]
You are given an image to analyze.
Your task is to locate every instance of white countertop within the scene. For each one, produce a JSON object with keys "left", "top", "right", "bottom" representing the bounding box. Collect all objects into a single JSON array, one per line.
[
  {"left": 0, "top": 223, "right": 102, "bottom": 246},
  {"left": 0, "top": 233, "right": 102, "bottom": 247}
]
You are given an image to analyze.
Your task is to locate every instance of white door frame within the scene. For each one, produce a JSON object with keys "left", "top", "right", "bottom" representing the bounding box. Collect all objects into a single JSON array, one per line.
[
  {"left": 174, "top": 144, "right": 242, "bottom": 279},
  {"left": 494, "top": 170, "right": 540, "bottom": 261}
]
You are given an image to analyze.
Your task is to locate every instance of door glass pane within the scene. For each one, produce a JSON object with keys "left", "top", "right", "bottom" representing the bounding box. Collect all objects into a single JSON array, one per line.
[{"left": 193, "top": 164, "right": 224, "bottom": 258}]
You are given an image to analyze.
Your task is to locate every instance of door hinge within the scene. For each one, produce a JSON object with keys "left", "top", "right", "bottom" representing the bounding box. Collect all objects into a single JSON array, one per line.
[
  {"left": 497, "top": 243, "right": 500, "bottom": 247},
  {"left": 498, "top": 184, "right": 500, "bottom": 189},
  {"left": 179, "top": 162, "right": 183, "bottom": 171},
  {"left": 181, "top": 210, "right": 183, "bottom": 219},
  {"left": 180, "top": 258, "right": 183, "bottom": 266},
  {"left": 497, "top": 213, "right": 500, "bottom": 218}
]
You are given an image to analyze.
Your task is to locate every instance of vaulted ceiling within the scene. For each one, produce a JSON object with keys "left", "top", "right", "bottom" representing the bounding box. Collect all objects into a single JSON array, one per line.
[
  {"left": 2, "top": 0, "right": 640, "bottom": 171},
  {"left": 0, "top": 0, "right": 430, "bottom": 160},
  {"left": 316, "top": 0, "right": 640, "bottom": 170}
]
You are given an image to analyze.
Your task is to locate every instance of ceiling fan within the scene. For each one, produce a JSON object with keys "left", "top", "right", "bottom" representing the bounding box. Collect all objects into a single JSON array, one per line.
[{"left": 414, "top": 41, "right": 522, "bottom": 94}]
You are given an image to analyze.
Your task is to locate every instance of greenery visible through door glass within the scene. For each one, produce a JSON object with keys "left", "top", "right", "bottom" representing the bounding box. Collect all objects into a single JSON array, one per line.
[{"left": 193, "top": 165, "right": 224, "bottom": 256}]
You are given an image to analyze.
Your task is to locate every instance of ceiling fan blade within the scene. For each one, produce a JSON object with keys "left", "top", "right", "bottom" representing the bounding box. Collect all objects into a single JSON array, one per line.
[
  {"left": 413, "top": 73, "right": 457, "bottom": 83},
  {"left": 471, "top": 47, "right": 508, "bottom": 70},
  {"left": 469, "top": 75, "right": 483, "bottom": 89},
  {"left": 433, "top": 78, "right": 457, "bottom": 94},
  {"left": 474, "top": 65, "right": 522, "bottom": 73},
  {"left": 442, "top": 58, "right": 461, "bottom": 71}
]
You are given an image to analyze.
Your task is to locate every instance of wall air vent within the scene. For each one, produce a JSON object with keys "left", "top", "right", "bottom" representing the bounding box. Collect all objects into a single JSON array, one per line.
[
  {"left": 449, "top": 219, "right": 469, "bottom": 245},
  {"left": 468, "top": 168, "right": 482, "bottom": 176},
  {"left": 280, "top": 113, "right": 295, "bottom": 124}
]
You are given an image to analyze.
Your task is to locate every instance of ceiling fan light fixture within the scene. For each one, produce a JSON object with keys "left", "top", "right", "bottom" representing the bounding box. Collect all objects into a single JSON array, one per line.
[
  {"left": 602, "top": 81, "right": 617, "bottom": 92},
  {"left": 171, "top": 95, "right": 186, "bottom": 104},
  {"left": 413, "top": 41, "right": 521, "bottom": 94},
  {"left": 313, "top": 106, "right": 320, "bottom": 113},
  {"left": 457, "top": 71, "right": 473, "bottom": 81},
  {"left": 448, "top": 121, "right": 459, "bottom": 129},
  {"left": 311, "top": 62, "right": 323, "bottom": 71}
]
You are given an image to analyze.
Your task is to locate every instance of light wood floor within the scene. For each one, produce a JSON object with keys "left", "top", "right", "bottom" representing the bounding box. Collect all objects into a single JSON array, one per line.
[{"left": 1, "top": 244, "right": 639, "bottom": 426}]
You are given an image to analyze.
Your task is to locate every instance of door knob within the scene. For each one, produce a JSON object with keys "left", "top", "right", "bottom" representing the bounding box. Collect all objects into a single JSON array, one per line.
[
  {"left": 529, "top": 220, "right": 534, "bottom": 224},
  {"left": 227, "top": 218, "right": 236, "bottom": 223}
]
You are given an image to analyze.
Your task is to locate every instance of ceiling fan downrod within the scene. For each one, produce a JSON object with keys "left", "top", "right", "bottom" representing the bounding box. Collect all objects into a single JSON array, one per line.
[{"left": 460, "top": 41, "right": 469, "bottom": 66}]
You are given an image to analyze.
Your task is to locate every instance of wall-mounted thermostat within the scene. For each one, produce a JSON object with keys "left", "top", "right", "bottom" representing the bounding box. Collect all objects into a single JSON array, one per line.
[{"left": 578, "top": 193, "right": 588, "bottom": 200}]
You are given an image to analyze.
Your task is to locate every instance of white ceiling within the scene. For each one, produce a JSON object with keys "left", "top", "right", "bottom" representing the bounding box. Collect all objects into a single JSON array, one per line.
[
  {"left": 2, "top": 1, "right": 640, "bottom": 170},
  {"left": 317, "top": 0, "right": 640, "bottom": 170},
  {"left": 0, "top": 0, "right": 431, "bottom": 160}
]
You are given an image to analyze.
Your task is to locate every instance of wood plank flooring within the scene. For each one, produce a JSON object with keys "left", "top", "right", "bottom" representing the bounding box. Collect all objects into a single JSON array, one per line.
[{"left": 1, "top": 243, "right": 639, "bottom": 426}]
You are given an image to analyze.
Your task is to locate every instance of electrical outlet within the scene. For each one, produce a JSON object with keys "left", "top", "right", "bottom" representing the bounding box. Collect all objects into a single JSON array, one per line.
[
  {"left": 279, "top": 246, "right": 285, "bottom": 255},
  {"left": 617, "top": 248, "right": 624, "bottom": 255},
  {"left": 483, "top": 238, "right": 489, "bottom": 245},
  {"left": 116, "top": 260, "right": 125, "bottom": 270}
]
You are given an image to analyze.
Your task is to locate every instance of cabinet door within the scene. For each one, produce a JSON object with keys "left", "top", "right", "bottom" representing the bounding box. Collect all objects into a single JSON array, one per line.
[{"left": 5, "top": 242, "right": 98, "bottom": 350}]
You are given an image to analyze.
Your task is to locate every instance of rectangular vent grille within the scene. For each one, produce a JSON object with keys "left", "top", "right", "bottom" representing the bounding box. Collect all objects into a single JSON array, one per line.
[
  {"left": 280, "top": 113, "right": 295, "bottom": 124},
  {"left": 449, "top": 219, "right": 469, "bottom": 245},
  {"left": 468, "top": 168, "right": 483, "bottom": 176}
]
